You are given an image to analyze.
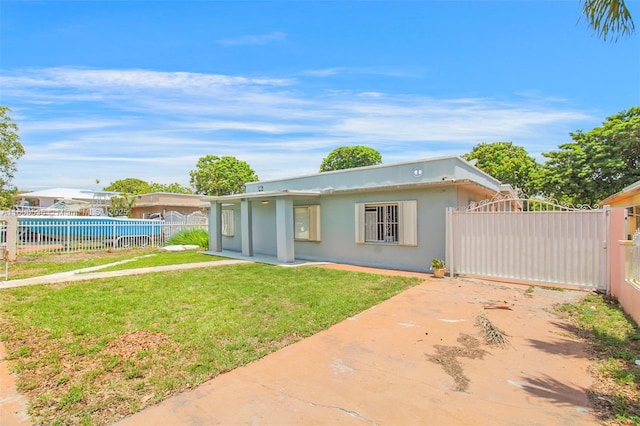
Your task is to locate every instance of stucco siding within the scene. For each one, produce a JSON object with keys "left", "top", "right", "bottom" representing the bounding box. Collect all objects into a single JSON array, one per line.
[
  {"left": 251, "top": 203, "right": 278, "bottom": 256},
  {"left": 291, "top": 187, "right": 459, "bottom": 272}
]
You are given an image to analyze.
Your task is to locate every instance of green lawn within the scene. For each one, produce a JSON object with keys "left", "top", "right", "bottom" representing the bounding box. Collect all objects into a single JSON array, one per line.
[
  {"left": 6, "top": 249, "right": 218, "bottom": 280},
  {"left": 0, "top": 262, "right": 420, "bottom": 425},
  {"left": 557, "top": 294, "right": 640, "bottom": 424}
]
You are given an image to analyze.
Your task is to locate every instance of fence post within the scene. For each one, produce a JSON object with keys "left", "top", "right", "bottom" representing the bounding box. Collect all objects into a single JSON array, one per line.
[
  {"left": 66, "top": 220, "right": 71, "bottom": 253},
  {"left": 5, "top": 216, "right": 18, "bottom": 262},
  {"left": 446, "top": 207, "right": 454, "bottom": 277}
]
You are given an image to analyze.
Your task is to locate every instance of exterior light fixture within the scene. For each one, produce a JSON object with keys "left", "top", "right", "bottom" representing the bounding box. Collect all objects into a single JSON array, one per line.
[{"left": 261, "top": 200, "right": 270, "bottom": 205}]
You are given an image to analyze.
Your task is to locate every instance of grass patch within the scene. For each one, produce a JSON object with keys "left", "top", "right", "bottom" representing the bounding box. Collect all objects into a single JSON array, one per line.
[
  {"left": 556, "top": 294, "right": 640, "bottom": 425},
  {"left": 6, "top": 249, "right": 223, "bottom": 279},
  {"left": 0, "top": 262, "right": 420, "bottom": 425},
  {"left": 83, "top": 250, "right": 223, "bottom": 273},
  {"left": 7, "top": 249, "right": 159, "bottom": 280}
]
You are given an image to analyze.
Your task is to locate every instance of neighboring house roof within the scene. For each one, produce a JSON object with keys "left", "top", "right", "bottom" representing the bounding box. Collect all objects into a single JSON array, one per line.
[
  {"left": 204, "top": 156, "right": 503, "bottom": 203},
  {"left": 600, "top": 180, "right": 640, "bottom": 207},
  {"left": 15, "top": 188, "right": 98, "bottom": 201},
  {"left": 134, "top": 192, "right": 209, "bottom": 208}
]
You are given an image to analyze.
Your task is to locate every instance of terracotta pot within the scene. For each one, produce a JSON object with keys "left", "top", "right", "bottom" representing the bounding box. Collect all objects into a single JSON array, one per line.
[{"left": 433, "top": 268, "right": 445, "bottom": 278}]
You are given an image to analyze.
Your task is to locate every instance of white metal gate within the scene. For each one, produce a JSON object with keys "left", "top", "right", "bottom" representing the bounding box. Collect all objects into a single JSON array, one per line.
[{"left": 446, "top": 197, "right": 610, "bottom": 291}]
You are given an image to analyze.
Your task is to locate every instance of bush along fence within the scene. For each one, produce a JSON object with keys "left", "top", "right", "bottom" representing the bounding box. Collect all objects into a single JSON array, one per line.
[{"left": 0, "top": 211, "right": 209, "bottom": 258}]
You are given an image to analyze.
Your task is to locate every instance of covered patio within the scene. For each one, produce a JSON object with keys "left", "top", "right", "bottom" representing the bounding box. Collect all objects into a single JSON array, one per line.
[{"left": 203, "top": 190, "right": 321, "bottom": 264}]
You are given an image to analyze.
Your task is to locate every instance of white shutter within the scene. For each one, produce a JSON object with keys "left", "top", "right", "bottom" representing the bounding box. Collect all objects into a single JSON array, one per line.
[
  {"left": 221, "top": 209, "right": 234, "bottom": 236},
  {"left": 308, "top": 205, "right": 321, "bottom": 241},
  {"left": 399, "top": 200, "right": 417, "bottom": 246},
  {"left": 355, "top": 203, "right": 365, "bottom": 244}
]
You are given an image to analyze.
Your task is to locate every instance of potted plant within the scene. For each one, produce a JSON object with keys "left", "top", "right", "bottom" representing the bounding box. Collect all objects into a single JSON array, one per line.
[{"left": 431, "top": 258, "right": 446, "bottom": 278}]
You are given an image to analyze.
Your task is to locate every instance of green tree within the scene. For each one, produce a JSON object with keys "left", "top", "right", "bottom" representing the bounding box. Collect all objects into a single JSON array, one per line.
[
  {"left": 189, "top": 155, "right": 258, "bottom": 196},
  {"left": 104, "top": 178, "right": 151, "bottom": 195},
  {"left": 462, "top": 142, "right": 541, "bottom": 195},
  {"left": 0, "top": 187, "right": 18, "bottom": 210},
  {"left": 0, "top": 107, "right": 25, "bottom": 209},
  {"left": 538, "top": 106, "right": 640, "bottom": 206},
  {"left": 581, "top": 0, "right": 635, "bottom": 41},
  {"left": 103, "top": 178, "right": 152, "bottom": 217},
  {"left": 319, "top": 146, "right": 382, "bottom": 172},
  {"left": 107, "top": 195, "right": 137, "bottom": 217},
  {"left": 148, "top": 182, "right": 193, "bottom": 194}
]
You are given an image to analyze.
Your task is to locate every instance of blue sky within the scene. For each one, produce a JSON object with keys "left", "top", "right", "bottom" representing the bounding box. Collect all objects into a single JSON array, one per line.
[{"left": 1, "top": 0, "right": 638, "bottom": 191}]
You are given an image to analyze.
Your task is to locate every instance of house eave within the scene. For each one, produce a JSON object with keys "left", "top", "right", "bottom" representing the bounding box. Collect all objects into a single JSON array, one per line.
[
  {"left": 201, "top": 190, "right": 323, "bottom": 204},
  {"left": 599, "top": 179, "right": 640, "bottom": 207},
  {"left": 201, "top": 179, "right": 498, "bottom": 204},
  {"left": 325, "top": 178, "right": 497, "bottom": 195}
]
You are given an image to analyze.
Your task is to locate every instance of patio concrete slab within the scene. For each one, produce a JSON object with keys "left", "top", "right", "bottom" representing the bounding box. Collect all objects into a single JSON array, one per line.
[{"left": 117, "top": 272, "right": 596, "bottom": 426}]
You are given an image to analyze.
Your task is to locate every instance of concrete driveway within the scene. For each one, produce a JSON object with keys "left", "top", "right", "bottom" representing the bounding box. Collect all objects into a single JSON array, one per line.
[{"left": 117, "top": 271, "right": 596, "bottom": 425}]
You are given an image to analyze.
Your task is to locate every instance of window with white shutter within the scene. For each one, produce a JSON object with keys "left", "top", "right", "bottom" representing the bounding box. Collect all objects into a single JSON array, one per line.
[
  {"left": 294, "top": 205, "right": 321, "bottom": 241},
  {"left": 355, "top": 201, "right": 417, "bottom": 246},
  {"left": 221, "top": 209, "right": 234, "bottom": 236}
]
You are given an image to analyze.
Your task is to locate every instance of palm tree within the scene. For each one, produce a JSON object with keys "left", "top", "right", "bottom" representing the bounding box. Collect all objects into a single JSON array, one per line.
[{"left": 582, "top": 0, "right": 635, "bottom": 41}]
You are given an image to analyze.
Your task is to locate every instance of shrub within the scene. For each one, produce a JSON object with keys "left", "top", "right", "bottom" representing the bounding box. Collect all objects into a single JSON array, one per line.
[{"left": 165, "top": 228, "right": 209, "bottom": 250}]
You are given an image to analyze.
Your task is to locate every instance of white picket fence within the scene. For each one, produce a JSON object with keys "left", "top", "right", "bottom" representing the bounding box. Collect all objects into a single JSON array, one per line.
[{"left": 162, "top": 211, "right": 208, "bottom": 240}]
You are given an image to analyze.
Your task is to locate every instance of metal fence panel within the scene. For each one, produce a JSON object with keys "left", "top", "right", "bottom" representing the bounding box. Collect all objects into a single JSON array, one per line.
[
  {"left": 0, "top": 210, "right": 210, "bottom": 257},
  {"left": 447, "top": 203, "right": 610, "bottom": 291},
  {"left": 17, "top": 217, "right": 166, "bottom": 254}
]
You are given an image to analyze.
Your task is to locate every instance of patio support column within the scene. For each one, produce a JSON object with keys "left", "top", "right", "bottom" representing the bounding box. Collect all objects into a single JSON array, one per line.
[
  {"left": 241, "top": 199, "right": 253, "bottom": 257},
  {"left": 275, "top": 198, "right": 295, "bottom": 263},
  {"left": 208, "top": 201, "right": 222, "bottom": 252}
]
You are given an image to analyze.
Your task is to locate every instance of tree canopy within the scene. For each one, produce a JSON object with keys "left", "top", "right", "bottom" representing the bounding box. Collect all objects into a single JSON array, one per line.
[
  {"left": 537, "top": 106, "right": 640, "bottom": 206},
  {"left": 0, "top": 107, "right": 25, "bottom": 209},
  {"left": 581, "top": 0, "right": 635, "bottom": 41},
  {"left": 149, "top": 182, "right": 193, "bottom": 194},
  {"left": 319, "top": 146, "right": 382, "bottom": 172},
  {"left": 462, "top": 142, "right": 540, "bottom": 195},
  {"left": 104, "top": 179, "right": 192, "bottom": 195},
  {"left": 189, "top": 155, "right": 258, "bottom": 196},
  {"left": 104, "top": 178, "right": 151, "bottom": 195}
]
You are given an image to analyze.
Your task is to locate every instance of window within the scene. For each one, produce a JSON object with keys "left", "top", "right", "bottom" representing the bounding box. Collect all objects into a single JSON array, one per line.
[
  {"left": 365, "top": 204, "right": 399, "bottom": 243},
  {"left": 294, "top": 205, "right": 321, "bottom": 241},
  {"left": 222, "top": 209, "right": 234, "bottom": 236},
  {"left": 355, "top": 201, "right": 417, "bottom": 246}
]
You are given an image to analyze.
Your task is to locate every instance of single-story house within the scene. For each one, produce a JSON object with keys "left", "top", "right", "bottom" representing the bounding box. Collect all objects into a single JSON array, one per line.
[
  {"left": 205, "top": 156, "right": 508, "bottom": 273},
  {"left": 600, "top": 179, "right": 640, "bottom": 240},
  {"left": 13, "top": 188, "right": 118, "bottom": 215},
  {"left": 14, "top": 188, "right": 98, "bottom": 208},
  {"left": 131, "top": 193, "right": 209, "bottom": 219}
]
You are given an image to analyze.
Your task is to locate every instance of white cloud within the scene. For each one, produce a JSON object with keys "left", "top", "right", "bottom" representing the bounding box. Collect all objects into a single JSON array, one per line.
[{"left": 4, "top": 66, "right": 594, "bottom": 190}]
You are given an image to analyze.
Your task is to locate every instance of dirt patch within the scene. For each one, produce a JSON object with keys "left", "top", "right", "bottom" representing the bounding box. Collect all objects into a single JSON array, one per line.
[
  {"left": 426, "top": 333, "right": 488, "bottom": 391},
  {"left": 2, "top": 326, "right": 184, "bottom": 426},
  {"left": 106, "top": 330, "right": 175, "bottom": 360}
]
